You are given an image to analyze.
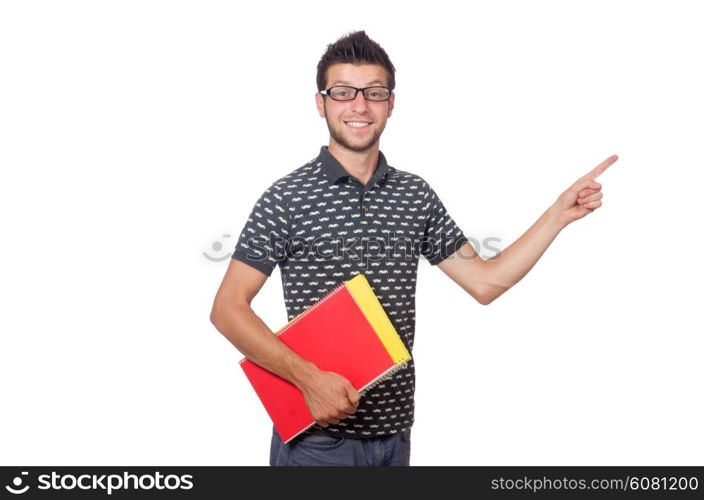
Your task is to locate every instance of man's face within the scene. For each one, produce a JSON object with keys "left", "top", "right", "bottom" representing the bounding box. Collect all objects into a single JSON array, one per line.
[{"left": 315, "top": 63, "right": 395, "bottom": 153}]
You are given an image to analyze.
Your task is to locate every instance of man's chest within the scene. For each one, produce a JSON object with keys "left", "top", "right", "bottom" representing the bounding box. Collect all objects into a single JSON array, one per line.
[{"left": 285, "top": 185, "right": 427, "bottom": 263}]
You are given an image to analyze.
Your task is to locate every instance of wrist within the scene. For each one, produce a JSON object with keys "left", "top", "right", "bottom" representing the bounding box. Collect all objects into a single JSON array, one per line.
[
  {"left": 289, "top": 358, "right": 320, "bottom": 391},
  {"left": 545, "top": 203, "right": 569, "bottom": 231}
]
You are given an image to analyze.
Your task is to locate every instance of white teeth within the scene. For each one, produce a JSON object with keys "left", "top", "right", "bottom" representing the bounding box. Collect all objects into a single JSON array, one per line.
[{"left": 347, "top": 121, "right": 371, "bottom": 128}]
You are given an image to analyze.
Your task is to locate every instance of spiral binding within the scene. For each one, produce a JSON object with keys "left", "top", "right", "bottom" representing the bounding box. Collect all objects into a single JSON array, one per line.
[{"left": 358, "top": 356, "right": 410, "bottom": 396}]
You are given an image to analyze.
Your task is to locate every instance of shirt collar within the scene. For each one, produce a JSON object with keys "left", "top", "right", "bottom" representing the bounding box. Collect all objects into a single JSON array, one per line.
[{"left": 318, "top": 145, "right": 390, "bottom": 186}]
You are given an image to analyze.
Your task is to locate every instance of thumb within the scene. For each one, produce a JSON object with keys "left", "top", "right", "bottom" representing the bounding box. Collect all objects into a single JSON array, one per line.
[
  {"left": 346, "top": 384, "right": 360, "bottom": 407},
  {"left": 572, "top": 178, "right": 601, "bottom": 194}
]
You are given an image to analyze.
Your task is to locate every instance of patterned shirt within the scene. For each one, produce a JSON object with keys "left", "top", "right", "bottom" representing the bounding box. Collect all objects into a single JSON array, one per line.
[{"left": 232, "top": 145, "right": 468, "bottom": 438}]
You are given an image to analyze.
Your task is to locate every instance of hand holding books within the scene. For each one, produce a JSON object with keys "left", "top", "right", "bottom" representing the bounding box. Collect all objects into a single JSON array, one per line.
[{"left": 297, "top": 367, "right": 361, "bottom": 427}]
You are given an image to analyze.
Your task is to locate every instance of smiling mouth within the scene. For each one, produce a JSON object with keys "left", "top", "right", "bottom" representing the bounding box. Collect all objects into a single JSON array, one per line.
[{"left": 345, "top": 121, "right": 373, "bottom": 129}]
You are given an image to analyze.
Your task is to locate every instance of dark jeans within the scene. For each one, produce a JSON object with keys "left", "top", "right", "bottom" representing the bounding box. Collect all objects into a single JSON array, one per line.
[{"left": 269, "top": 427, "right": 412, "bottom": 466}]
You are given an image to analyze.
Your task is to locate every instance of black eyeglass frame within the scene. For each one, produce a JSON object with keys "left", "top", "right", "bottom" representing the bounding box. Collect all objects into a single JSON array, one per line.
[{"left": 319, "top": 85, "right": 393, "bottom": 102}]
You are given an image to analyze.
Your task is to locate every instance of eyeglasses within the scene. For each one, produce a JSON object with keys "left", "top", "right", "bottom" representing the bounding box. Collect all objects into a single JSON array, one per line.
[{"left": 320, "top": 86, "right": 392, "bottom": 102}]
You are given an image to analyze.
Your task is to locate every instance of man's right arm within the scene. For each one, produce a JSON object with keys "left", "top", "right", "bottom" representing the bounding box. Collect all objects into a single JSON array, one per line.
[{"left": 209, "top": 258, "right": 359, "bottom": 427}]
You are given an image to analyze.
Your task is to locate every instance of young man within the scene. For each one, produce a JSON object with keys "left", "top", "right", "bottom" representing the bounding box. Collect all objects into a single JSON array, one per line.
[{"left": 210, "top": 31, "right": 617, "bottom": 466}]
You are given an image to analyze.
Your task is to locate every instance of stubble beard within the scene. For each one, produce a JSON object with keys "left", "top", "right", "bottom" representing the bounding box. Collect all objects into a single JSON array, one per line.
[{"left": 323, "top": 104, "right": 385, "bottom": 153}]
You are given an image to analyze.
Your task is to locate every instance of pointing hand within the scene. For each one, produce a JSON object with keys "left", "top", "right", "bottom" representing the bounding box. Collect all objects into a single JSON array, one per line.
[{"left": 552, "top": 154, "right": 618, "bottom": 226}]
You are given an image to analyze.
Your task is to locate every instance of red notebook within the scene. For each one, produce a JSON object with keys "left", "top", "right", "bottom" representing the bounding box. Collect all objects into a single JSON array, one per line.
[{"left": 240, "top": 273, "right": 411, "bottom": 443}]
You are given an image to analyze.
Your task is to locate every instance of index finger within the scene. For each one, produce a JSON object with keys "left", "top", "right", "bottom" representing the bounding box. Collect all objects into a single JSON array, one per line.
[
  {"left": 583, "top": 154, "right": 618, "bottom": 180},
  {"left": 582, "top": 155, "right": 618, "bottom": 180}
]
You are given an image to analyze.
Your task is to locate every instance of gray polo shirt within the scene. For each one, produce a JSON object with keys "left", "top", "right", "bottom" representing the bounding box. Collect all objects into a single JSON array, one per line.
[{"left": 233, "top": 145, "right": 468, "bottom": 438}]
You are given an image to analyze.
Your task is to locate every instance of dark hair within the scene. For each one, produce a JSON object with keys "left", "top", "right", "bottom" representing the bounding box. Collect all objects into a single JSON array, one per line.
[{"left": 316, "top": 30, "right": 396, "bottom": 92}]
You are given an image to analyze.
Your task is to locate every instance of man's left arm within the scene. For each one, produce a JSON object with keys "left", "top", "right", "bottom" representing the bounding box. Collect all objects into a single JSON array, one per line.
[{"left": 438, "top": 155, "right": 618, "bottom": 305}]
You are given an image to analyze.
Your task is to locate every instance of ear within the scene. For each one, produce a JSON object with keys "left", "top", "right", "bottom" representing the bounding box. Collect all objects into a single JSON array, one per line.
[
  {"left": 315, "top": 92, "right": 326, "bottom": 118},
  {"left": 387, "top": 92, "right": 395, "bottom": 118}
]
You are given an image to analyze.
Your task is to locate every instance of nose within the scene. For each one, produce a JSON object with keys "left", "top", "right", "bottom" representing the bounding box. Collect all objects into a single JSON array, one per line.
[{"left": 350, "top": 89, "right": 371, "bottom": 113}]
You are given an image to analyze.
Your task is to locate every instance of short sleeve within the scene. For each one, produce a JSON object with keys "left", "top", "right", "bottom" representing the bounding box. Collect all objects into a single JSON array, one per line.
[
  {"left": 231, "top": 184, "right": 289, "bottom": 276},
  {"left": 419, "top": 181, "right": 468, "bottom": 265}
]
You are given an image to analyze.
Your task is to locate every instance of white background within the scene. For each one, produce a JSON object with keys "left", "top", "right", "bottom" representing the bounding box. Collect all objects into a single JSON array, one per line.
[{"left": 1, "top": 0, "right": 702, "bottom": 466}]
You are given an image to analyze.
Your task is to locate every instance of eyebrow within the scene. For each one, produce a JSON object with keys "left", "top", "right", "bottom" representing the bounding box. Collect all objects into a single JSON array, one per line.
[{"left": 331, "top": 80, "right": 386, "bottom": 87}]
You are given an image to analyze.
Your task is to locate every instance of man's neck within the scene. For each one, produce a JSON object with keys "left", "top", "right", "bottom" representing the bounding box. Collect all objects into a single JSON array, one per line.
[{"left": 328, "top": 142, "right": 380, "bottom": 186}]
